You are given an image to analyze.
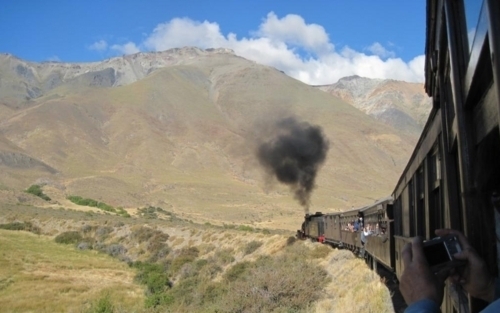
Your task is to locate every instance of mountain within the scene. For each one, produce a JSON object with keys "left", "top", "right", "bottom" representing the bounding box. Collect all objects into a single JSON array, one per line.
[
  {"left": 315, "top": 75, "right": 431, "bottom": 138},
  {"left": 0, "top": 48, "right": 425, "bottom": 230}
]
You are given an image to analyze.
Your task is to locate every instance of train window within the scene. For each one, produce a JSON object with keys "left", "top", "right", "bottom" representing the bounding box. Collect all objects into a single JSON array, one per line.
[
  {"left": 429, "top": 187, "right": 443, "bottom": 236},
  {"left": 409, "top": 179, "right": 416, "bottom": 237},
  {"left": 429, "top": 150, "right": 441, "bottom": 188},
  {"left": 394, "top": 198, "right": 403, "bottom": 236},
  {"left": 416, "top": 166, "right": 426, "bottom": 236},
  {"left": 450, "top": 150, "right": 465, "bottom": 231},
  {"left": 463, "top": 0, "right": 482, "bottom": 52}
]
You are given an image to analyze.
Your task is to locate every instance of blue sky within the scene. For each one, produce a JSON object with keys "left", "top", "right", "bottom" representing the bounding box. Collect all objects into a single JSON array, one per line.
[{"left": 1, "top": 0, "right": 427, "bottom": 84}]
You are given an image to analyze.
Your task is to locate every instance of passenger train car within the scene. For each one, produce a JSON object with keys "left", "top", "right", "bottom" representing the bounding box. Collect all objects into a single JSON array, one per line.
[{"left": 300, "top": 1, "right": 500, "bottom": 312}]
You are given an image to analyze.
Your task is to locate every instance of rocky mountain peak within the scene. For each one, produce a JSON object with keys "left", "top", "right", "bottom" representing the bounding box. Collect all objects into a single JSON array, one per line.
[
  {"left": 0, "top": 47, "right": 237, "bottom": 104},
  {"left": 315, "top": 75, "right": 431, "bottom": 137}
]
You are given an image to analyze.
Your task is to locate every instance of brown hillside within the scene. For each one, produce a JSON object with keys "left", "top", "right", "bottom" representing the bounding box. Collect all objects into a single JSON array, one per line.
[
  {"left": 0, "top": 49, "right": 418, "bottom": 230},
  {"left": 316, "top": 75, "right": 431, "bottom": 139}
]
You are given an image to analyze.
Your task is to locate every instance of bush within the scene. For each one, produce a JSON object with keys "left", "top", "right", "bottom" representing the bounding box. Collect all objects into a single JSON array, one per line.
[
  {"left": 77, "top": 242, "right": 92, "bottom": 250},
  {"left": 55, "top": 231, "right": 82, "bottom": 244},
  {"left": 286, "top": 236, "right": 297, "bottom": 246},
  {"left": 145, "top": 293, "right": 174, "bottom": 308},
  {"left": 237, "top": 225, "right": 254, "bottom": 232},
  {"left": 25, "top": 184, "right": 51, "bottom": 201},
  {"left": 224, "top": 261, "right": 251, "bottom": 282},
  {"left": 131, "top": 226, "right": 157, "bottom": 242},
  {"left": 133, "top": 261, "right": 172, "bottom": 308},
  {"left": 169, "top": 247, "right": 199, "bottom": 275},
  {"left": 243, "top": 240, "right": 263, "bottom": 255},
  {"left": 212, "top": 252, "right": 330, "bottom": 312},
  {"left": 214, "top": 248, "right": 235, "bottom": 265},
  {"left": 67, "top": 196, "right": 116, "bottom": 213},
  {"left": 106, "top": 244, "right": 127, "bottom": 257},
  {"left": 95, "top": 226, "right": 113, "bottom": 239},
  {"left": 0, "top": 222, "right": 40, "bottom": 234},
  {"left": 0, "top": 222, "right": 27, "bottom": 231},
  {"left": 85, "top": 293, "right": 115, "bottom": 313}
]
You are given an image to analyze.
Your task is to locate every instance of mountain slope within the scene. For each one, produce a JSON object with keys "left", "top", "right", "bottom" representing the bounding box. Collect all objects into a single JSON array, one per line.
[
  {"left": 0, "top": 48, "right": 417, "bottom": 229},
  {"left": 315, "top": 75, "right": 431, "bottom": 138}
]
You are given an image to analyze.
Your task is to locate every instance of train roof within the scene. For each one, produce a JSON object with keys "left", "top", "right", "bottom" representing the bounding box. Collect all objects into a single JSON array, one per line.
[{"left": 359, "top": 196, "right": 393, "bottom": 213}]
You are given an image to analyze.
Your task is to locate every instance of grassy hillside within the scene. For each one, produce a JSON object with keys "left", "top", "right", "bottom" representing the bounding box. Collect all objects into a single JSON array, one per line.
[
  {"left": 0, "top": 203, "right": 394, "bottom": 312},
  {"left": 0, "top": 229, "right": 144, "bottom": 313}
]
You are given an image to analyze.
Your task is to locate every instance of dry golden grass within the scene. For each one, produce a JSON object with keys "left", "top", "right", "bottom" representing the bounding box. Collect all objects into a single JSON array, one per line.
[
  {"left": 0, "top": 229, "right": 144, "bottom": 313},
  {"left": 312, "top": 247, "right": 394, "bottom": 313},
  {"left": 0, "top": 203, "right": 396, "bottom": 312}
]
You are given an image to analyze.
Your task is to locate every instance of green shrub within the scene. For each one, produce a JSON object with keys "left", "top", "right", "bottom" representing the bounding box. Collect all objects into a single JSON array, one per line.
[
  {"left": 25, "top": 184, "right": 51, "bottom": 201},
  {"left": 169, "top": 247, "right": 199, "bottom": 275},
  {"left": 0, "top": 222, "right": 41, "bottom": 234},
  {"left": 0, "top": 222, "right": 27, "bottom": 231},
  {"left": 145, "top": 293, "right": 174, "bottom": 308},
  {"left": 224, "top": 261, "right": 251, "bottom": 282},
  {"left": 54, "top": 231, "right": 82, "bottom": 244},
  {"left": 67, "top": 196, "right": 116, "bottom": 213},
  {"left": 237, "top": 225, "right": 254, "bottom": 232},
  {"left": 85, "top": 293, "right": 115, "bottom": 313},
  {"left": 133, "top": 261, "right": 172, "bottom": 308},
  {"left": 214, "top": 248, "right": 235, "bottom": 265},
  {"left": 243, "top": 240, "right": 263, "bottom": 255}
]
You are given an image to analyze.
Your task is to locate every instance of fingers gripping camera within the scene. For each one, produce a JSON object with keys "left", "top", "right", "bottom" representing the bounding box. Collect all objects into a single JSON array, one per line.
[{"left": 423, "top": 235, "right": 466, "bottom": 274}]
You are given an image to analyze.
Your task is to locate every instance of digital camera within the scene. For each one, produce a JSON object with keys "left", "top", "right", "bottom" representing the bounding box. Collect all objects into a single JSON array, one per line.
[{"left": 423, "top": 234, "right": 465, "bottom": 273}]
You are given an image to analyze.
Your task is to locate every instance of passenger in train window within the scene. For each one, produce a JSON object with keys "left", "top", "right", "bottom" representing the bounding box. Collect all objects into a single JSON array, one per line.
[
  {"left": 353, "top": 220, "right": 360, "bottom": 232},
  {"left": 363, "top": 226, "right": 372, "bottom": 240},
  {"left": 359, "top": 226, "right": 371, "bottom": 258},
  {"left": 400, "top": 229, "right": 500, "bottom": 313},
  {"left": 346, "top": 222, "right": 351, "bottom": 231}
]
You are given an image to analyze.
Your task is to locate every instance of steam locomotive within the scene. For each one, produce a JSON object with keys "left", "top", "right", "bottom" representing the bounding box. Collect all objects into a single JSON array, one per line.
[{"left": 300, "top": 1, "right": 500, "bottom": 312}]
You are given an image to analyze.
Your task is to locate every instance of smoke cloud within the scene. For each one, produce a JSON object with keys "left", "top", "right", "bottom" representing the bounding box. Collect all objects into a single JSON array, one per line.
[{"left": 257, "top": 117, "right": 329, "bottom": 212}]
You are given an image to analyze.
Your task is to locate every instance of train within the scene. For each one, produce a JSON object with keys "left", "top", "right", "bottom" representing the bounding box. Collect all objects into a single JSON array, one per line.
[{"left": 299, "top": 1, "right": 500, "bottom": 312}]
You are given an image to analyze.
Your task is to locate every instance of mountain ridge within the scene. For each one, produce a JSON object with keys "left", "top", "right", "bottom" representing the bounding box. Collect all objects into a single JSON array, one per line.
[
  {"left": 315, "top": 75, "right": 431, "bottom": 137},
  {"left": 0, "top": 48, "right": 428, "bottom": 230}
]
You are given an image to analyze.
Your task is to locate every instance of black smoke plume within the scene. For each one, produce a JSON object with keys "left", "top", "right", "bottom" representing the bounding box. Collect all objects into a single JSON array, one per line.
[{"left": 257, "top": 117, "right": 329, "bottom": 212}]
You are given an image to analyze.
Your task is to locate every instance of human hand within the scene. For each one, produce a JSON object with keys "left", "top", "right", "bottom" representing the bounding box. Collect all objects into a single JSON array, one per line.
[
  {"left": 399, "top": 237, "right": 444, "bottom": 306},
  {"left": 435, "top": 229, "right": 495, "bottom": 303}
]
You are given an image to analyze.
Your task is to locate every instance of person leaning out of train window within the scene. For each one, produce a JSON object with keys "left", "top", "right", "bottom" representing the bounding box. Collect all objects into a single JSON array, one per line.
[
  {"left": 361, "top": 226, "right": 371, "bottom": 246},
  {"left": 400, "top": 229, "right": 500, "bottom": 313},
  {"left": 353, "top": 220, "right": 360, "bottom": 232}
]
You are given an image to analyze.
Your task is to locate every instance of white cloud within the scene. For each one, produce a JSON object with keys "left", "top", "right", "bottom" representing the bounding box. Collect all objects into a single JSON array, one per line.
[
  {"left": 97, "top": 13, "right": 424, "bottom": 84},
  {"left": 88, "top": 40, "right": 108, "bottom": 52},
  {"left": 144, "top": 18, "right": 227, "bottom": 51},
  {"left": 111, "top": 42, "right": 140, "bottom": 55},
  {"left": 256, "top": 12, "right": 333, "bottom": 55},
  {"left": 366, "top": 42, "right": 396, "bottom": 59}
]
